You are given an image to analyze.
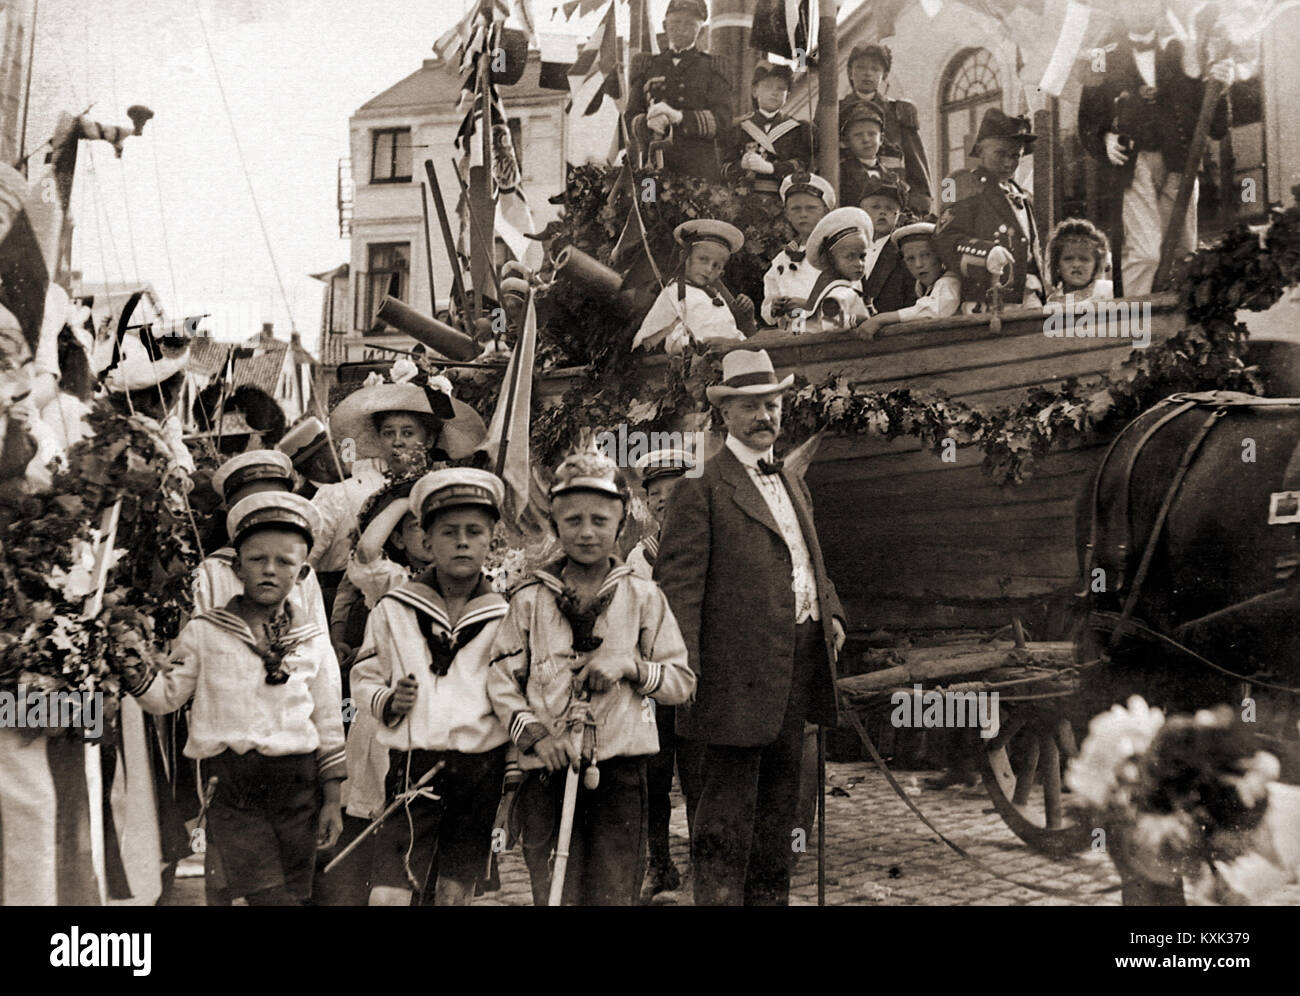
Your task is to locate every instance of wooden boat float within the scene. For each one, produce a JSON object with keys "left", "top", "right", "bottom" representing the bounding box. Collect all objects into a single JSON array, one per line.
[{"left": 538, "top": 293, "right": 1186, "bottom": 637}]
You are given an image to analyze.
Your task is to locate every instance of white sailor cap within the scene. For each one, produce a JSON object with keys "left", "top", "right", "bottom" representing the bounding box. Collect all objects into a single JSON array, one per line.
[
  {"left": 226, "top": 491, "right": 322, "bottom": 551},
  {"left": 805, "top": 207, "right": 874, "bottom": 271},
  {"left": 412, "top": 467, "right": 505, "bottom": 525},
  {"left": 673, "top": 219, "right": 744, "bottom": 255},
  {"left": 634, "top": 448, "right": 695, "bottom": 483},
  {"left": 891, "top": 221, "right": 937, "bottom": 246},
  {"left": 779, "top": 171, "right": 836, "bottom": 209},
  {"left": 212, "top": 449, "right": 295, "bottom": 502}
]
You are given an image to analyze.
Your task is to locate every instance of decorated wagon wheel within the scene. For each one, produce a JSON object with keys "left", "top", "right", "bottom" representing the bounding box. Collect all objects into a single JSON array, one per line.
[{"left": 978, "top": 704, "right": 1091, "bottom": 857}]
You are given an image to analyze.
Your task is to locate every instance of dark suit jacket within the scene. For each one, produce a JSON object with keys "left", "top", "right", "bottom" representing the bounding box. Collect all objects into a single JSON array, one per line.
[
  {"left": 864, "top": 238, "right": 917, "bottom": 314},
  {"left": 1077, "top": 36, "right": 1227, "bottom": 294},
  {"left": 838, "top": 157, "right": 903, "bottom": 221},
  {"left": 839, "top": 93, "right": 932, "bottom": 214},
  {"left": 934, "top": 166, "right": 1044, "bottom": 308},
  {"left": 654, "top": 445, "right": 844, "bottom": 747},
  {"left": 627, "top": 49, "right": 732, "bottom": 181}
]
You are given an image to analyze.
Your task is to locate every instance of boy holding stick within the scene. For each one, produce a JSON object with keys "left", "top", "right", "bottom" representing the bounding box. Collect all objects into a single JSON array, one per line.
[{"left": 486, "top": 450, "right": 696, "bottom": 905}]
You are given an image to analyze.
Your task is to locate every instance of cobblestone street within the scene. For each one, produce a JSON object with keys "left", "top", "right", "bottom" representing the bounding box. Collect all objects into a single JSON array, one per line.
[{"left": 166, "top": 761, "right": 1300, "bottom": 906}]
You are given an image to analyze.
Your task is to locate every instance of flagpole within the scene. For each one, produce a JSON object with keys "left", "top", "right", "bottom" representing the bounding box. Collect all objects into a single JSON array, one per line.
[
  {"left": 817, "top": 0, "right": 840, "bottom": 196},
  {"left": 493, "top": 287, "right": 531, "bottom": 482},
  {"left": 419, "top": 181, "right": 438, "bottom": 313},
  {"left": 424, "top": 159, "right": 476, "bottom": 325},
  {"left": 17, "top": 0, "right": 39, "bottom": 178},
  {"left": 470, "top": 0, "right": 497, "bottom": 318}
]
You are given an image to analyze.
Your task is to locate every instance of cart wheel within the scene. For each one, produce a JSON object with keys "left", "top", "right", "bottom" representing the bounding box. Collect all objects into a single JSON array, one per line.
[{"left": 979, "top": 710, "right": 1090, "bottom": 857}]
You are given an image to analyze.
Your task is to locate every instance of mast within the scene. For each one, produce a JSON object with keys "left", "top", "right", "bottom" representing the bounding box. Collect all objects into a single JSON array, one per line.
[{"left": 816, "top": 0, "right": 839, "bottom": 196}]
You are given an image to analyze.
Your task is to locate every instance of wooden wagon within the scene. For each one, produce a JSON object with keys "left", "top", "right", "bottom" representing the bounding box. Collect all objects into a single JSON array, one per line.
[{"left": 535, "top": 295, "right": 1199, "bottom": 855}]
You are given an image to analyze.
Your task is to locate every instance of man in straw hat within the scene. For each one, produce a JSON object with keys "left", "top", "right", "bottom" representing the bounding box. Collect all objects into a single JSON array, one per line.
[{"left": 655, "top": 348, "right": 846, "bottom": 906}]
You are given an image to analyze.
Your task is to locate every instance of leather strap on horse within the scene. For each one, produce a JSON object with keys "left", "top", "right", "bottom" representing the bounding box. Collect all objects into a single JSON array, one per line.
[
  {"left": 1110, "top": 405, "right": 1229, "bottom": 646},
  {"left": 840, "top": 708, "right": 1119, "bottom": 901},
  {"left": 1085, "top": 398, "right": 1199, "bottom": 593}
]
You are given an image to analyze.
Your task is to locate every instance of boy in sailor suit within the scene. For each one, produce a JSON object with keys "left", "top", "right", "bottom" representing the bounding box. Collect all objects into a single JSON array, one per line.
[
  {"left": 196, "top": 450, "right": 329, "bottom": 630},
  {"left": 487, "top": 451, "right": 696, "bottom": 905},
  {"left": 760, "top": 172, "right": 834, "bottom": 330},
  {"left": 632, "top": 220, "right": 751, "bottom": 355},
  {"left": 128, "top": 492, "right": 345, "bottom": 906},
  {"left": 351, "top": 468, "right": 512, "bottom": 906},
  {"left": 802, "top": 206, "right": 875, "bottom": 334},
  {"left": 723, "top": 61, "right": 816, "bottom": 200}
]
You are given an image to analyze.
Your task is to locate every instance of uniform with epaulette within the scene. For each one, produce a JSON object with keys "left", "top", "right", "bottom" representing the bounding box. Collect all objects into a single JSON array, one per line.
[
  {"left": 626, "top": 0, "right": 732, "bottom": 181},
  {"left": 349, "top": 468, "right": 512, "bottom": 904},
  {"left": 722, "top": 61, "right": 815, "bottom": 198},
  {"left": 839, "top": 43, "right": 932, "bottom": 215},
  {"left": 933, "top": 109, "right": 1046, "bottom": 311}
]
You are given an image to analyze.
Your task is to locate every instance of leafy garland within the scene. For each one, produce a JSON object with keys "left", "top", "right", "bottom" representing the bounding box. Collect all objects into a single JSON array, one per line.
[
  {"left": 523, "top": 165, "right": 1300, "bottom": 482},
  {"left": 0, "top": 401, "right": 203, "bottom": 711}
]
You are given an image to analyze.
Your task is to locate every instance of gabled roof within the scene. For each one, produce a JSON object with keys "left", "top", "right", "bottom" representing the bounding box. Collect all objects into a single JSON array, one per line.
[
  {"left": 188, "top": 338, "right": 232, "bottom": 379},
  {"left": 231, "top": 345, "right": 290, "bottom": 395}
]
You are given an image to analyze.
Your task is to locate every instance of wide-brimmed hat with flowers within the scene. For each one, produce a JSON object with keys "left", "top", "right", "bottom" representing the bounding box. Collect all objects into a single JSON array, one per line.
[{"left": 330, "top": 359, "right": 486, "bottom": 461}]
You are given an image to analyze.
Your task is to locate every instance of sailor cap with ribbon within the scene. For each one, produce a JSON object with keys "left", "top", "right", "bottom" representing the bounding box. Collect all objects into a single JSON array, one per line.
[
  {"left": 634, "top": 448, "right": 695, "bottom": 484},
  {"left": 412, "top": 467, "right": 505, "bottom": 525},
  {"left": 706, "top": 348, "right": 795, "bottom": 405},
  {"left": 212, "top": 448, "right": 294, "bottom": 503},
  {"left": 779, "top": 170, "right": 836, "bottom": 209},
  {"left": 805, "top": 206, "right": 874, "bottom": 271},
  {"left": 891, "top": 221, "right": 937, "bottom": 246},
  {"left": 673, "top": 219, "right": 745, "bottom": 255},
  {"left": 226, "top": 491, "right": 322, "bottom": 551},
  {"left": 550, "top": 449, "right": 630, "bottom": 503}
]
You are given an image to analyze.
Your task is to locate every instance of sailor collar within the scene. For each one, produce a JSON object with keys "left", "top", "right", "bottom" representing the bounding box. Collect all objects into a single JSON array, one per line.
[{"left": 380, "top": 571, "right": 507, "bottom": 636}]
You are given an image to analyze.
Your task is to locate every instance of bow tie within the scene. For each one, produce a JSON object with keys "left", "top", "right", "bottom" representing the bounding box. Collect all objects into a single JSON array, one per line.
[
  {"left": 757, "top": 457, "right": 784, "bottom": 475},
  {"left": 786, "top": 243, "right": 805, "bottom": 264},
  {"left": 671, "top": 47, "right": 695, "bottom": 59}
]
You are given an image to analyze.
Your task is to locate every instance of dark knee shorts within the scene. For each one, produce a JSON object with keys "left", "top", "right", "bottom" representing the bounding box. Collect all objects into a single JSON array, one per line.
[
  {"left": 204, "top": 750, "right": 319, "bottom": 903},
  {"left": 370, "top": 745, "right": 507, "bottom": 895}
]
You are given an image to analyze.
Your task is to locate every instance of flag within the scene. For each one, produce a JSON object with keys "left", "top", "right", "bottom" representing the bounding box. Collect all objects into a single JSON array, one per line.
[
  {"left": 750, "top": 0, "right": 819, "bottom": 60},
  {"left": 538, "top": 30, "right": 580, "bottom": 90},
  {"left": 1038, "top": 0, "right": 1093, "bottom": 98},
  {"left": 0, "top": 114, "right": 82, "bottom": 360},
  {"left": 484, "top": 291, "right": 537, "bottom": 521},
  {"left": 569, "top": 1, "right": 620, "bottom": 115}
]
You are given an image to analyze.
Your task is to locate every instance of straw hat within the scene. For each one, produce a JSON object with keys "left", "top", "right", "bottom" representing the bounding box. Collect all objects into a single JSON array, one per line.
[
  {"left": 705, "top": 348, "right": 794, "bottom": 405},
  {"left": 330, "top": 378, "right": 486, "bottom": 461}
]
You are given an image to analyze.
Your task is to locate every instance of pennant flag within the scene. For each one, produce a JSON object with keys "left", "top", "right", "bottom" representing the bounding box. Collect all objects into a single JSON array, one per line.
[
  {"left": 539, "top": 31, "right": 580, "bottom": 90},
  {"left": 567, "top": 1, "right": 620, "bottom": 116},
  {"left": 0, "top": 165, "right": 51, "bottom": 358},
  {"left": 1038, "top": 0, "right": 1092, "bottom": 98},
  {"left": 434, "top": 0, "right": 511, "bottom": 66},
  {"left": 484, "top": 291, "right": 538, "bottom": 521}
]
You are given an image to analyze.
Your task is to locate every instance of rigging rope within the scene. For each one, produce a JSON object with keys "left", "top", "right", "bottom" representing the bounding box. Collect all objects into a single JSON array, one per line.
[{"left": 191, "top": 0, "right": 299, "bottom": 334}]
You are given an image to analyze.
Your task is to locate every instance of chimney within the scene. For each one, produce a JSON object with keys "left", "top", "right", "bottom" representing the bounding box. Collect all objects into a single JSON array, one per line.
[
  {"left": 290, "top": 331, "right": 302, "bottom": 349},
  {"left": 261, "top": 322, "right": 274, "bottom": 343}
]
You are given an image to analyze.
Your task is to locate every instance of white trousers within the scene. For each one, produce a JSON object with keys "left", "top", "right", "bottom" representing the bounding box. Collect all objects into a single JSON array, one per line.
[{"left": 1122, "top": 150, "right": 1197, "bottom": 297}]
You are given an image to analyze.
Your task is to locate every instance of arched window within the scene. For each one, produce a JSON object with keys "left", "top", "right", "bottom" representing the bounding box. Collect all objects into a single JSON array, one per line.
[{"left": 939, "top": 48, "right": 1002, "bottom": 178}]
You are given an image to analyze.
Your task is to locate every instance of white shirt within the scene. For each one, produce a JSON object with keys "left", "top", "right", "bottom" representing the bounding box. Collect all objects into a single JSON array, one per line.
[
  {"left": 725, "top": 435, "right": 819, "bottom": 623},
  {"left": 761, "top": 245, "right": 820, "bottom": 327},
  {"left": 632, "top": 281, "right": 744, "bottom": 354},
  {"left": 896, "top": 272, "right": 962, "bottom": 322},
  {"left": 1129, "top": 32, "right": 1157, "bottom": 87},
  {"left": 308, "top": 463, "right": 387, "bottom": 573}
]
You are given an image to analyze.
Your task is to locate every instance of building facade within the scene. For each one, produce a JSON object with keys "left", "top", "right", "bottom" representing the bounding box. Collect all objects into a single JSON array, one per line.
[{"left": 324, "top": 52, "right": 566, "bottom": 368}]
